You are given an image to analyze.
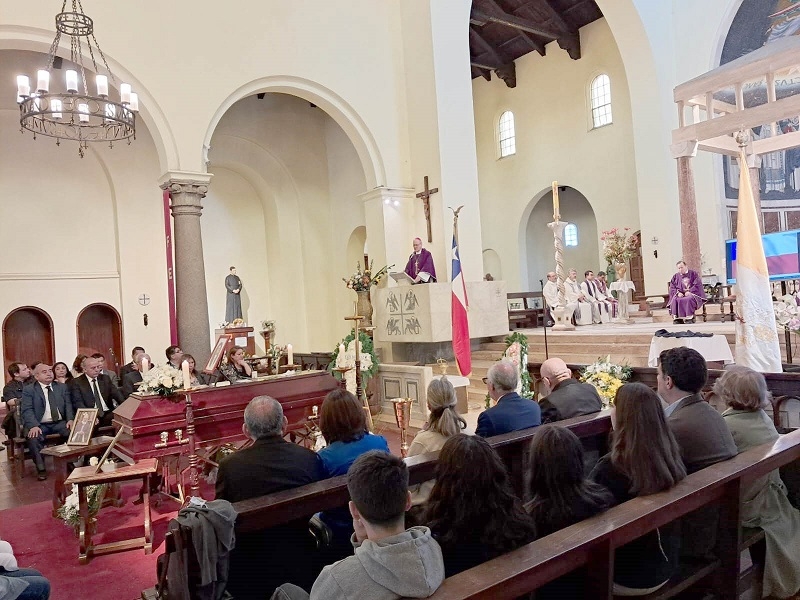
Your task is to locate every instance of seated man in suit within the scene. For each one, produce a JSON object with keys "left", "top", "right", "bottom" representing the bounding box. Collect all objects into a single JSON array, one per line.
[
  {"left": 91, "top": 352, "right": 119, "bottom": 387},
  {"left": 2, "top": 362, "right": 31, "bottom": 440},
  {"left": 476, "top": 360, "right": 541, "bottom": 438},
  {"left": 217, "top": 396, "right": 326, "bottom": 598},
  {"left": 165, "top": 345, "right": 184, "bottom": 369},
  {"left": 70, "top": 356, "right": 124, "bottom": 428},
  {"left": 119, "top": 346, "right": 145, "bottom": 382},
  {"left": 121, "top": 354, "right": 150, "bottom": 399},
  {"left": 658, "top": 346, "right": 737, "bottom": 559},
  {"left": 20, "top": 362, "right": 74, "bottom": 480},
  {"left": 538, "top": 357, "right": 603, "bottom": 423}
]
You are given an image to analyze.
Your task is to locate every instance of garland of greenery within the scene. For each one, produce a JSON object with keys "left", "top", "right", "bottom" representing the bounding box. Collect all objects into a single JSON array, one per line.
[
  {"left": 504, "top": 332, "right": 534, "bottom": 399},
  {"left": 328, "top": 329, "right": 379, "bottom": 380}
]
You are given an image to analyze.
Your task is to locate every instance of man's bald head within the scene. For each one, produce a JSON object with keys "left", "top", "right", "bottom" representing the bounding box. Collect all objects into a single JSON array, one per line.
[
  {"left": 243, "top": 396, "right": 286, "bottom": 440},
  {"left": 546, "top": 272, "right": 556, "bottom": 281},
  {"left": 541, "top": 358, "right": 571, "bottom": 384}
]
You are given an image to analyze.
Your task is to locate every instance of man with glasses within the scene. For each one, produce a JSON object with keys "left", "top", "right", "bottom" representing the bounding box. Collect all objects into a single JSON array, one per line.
[{"left": 476, "top": 360, "right": 540, "bottom": 437}]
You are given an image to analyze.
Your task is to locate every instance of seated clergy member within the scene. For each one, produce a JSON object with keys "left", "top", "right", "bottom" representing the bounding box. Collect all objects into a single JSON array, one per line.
[
  {"left": 20, "top": 363, "right": 74, "bottom": 480},
  {"left": 119, "top": 346, "right": 145, "bottom": 381},
  {"left": 69, "top": 355, "right": 124, "bottom": 428},
  {"left": 404, "top": 237, "right": 437, "bottom": 284},
  {"left": 668, "top": 260, "right": 705, "bottom": 324},
  {"left": 595, "top": 271, "right": 617, "bottom": 317},
  {"left": 543, "top": 271, "right": 577, "bottom": 324},
  {"left": 476, "top": 360, "right": 541, "bottom": 438},
  {"left": 121, "top": 353, "right": 150, "bottom": 399},
  {"left": 580, "top": 270, "right": 611, "bottom": 324},
  {"left": 658, "top": 346, "right": 737, "bottom": 560},
  {"left": 539, "top": 358, "right": 603, "bottom": 423},
  {"left": 565, "top": 269, "right": 593, "bottom": 325},
  {"left": 272, "top": 451, "right": 445, "bottom": 600},
  {"left": 217, "top": 396, "right": 325, "bottom": 598}
]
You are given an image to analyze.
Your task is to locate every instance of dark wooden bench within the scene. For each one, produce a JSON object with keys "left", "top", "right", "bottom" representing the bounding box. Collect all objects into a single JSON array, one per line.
[
  {"left": 507, "top": 291, "right": 545, "bottom": 330},
  {"left": 417, "top": 429, "right": 800, "bottom": 600}
]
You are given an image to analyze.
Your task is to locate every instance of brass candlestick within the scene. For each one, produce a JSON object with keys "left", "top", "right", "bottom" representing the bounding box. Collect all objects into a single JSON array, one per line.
[
  {"left": 184, "top": 393, "right": 201, "bottom": 500},
  {"left": 390, "top": 397, "right": 414, "bottom": 458}
]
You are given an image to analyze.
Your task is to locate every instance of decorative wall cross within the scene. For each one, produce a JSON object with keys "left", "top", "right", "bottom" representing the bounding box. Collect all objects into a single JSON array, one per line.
[{"left": 415, "top": 176, "right": 439, "bottom": 243}]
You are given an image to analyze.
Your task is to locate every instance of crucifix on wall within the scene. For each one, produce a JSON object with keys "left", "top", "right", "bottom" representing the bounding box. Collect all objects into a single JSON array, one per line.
[{"left": 415, "top": 176, "right": 439, "bottom": 243}]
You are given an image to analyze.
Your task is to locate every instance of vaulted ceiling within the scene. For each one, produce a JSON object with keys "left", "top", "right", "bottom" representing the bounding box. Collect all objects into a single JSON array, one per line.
[{"left": 469, "top": 0, "right": 603, "bottom": 87}]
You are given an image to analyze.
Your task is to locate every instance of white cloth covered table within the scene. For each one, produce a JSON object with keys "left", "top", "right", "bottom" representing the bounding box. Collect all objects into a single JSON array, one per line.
[{"left": 648, "top": 334, "right": 734, "bottom": 367}]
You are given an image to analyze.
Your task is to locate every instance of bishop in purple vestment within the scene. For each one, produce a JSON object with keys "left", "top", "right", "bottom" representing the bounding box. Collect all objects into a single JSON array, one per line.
[
  {"left": 404, "top": 237, "right": 437, "bottom": 284},
  {"left": 668, "top": 261, "right": 705, "bottom": 322}
]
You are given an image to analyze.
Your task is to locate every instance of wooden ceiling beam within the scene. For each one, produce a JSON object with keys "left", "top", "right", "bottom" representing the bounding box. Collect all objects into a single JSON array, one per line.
[
  {"left": 470, "top": 25, "right": 507, "bottom": 65},
  {"left": 533, "top": 0, "right": 572, "bottom": 33},
  {"left": 470, "top": 8, "right": 560, "bottom": 40}
]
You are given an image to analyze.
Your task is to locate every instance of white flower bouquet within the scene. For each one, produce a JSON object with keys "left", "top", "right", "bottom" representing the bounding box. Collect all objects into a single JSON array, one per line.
[
  {"left": 138, "top": 364, "right": 185, "bottom": 397},
  {"left": 774, "top": 294, "right": 800, "bottom": 333},
  {"left": 58, "top": 482, "right": 107, "bottom": 529}
]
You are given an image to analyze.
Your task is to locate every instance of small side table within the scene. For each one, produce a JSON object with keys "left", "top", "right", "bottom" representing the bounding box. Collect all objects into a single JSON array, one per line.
[
  {"left": 41, "top": 436, "right": 117, "bottom": 517},
  {"left": 610, "top": 280, "right": 636, "bottom": 323},
  {"left": 65, "top": 458, "right": 158, "bottom": 564}
]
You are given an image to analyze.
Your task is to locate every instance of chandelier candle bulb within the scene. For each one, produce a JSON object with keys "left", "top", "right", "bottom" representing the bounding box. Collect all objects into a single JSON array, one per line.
[
  {"left": 182, "top": 360, "right": 191, "bottom": 390},
  {"left": 36, "top": 70, "right": 49, "bottom": 93},
  {"left": 120, "top": 83, "right": 131, "bottom": 104},
  {"left": 16, "top": 76, "right": 30, "bottom": 99},
  {"left": 78, "top": 103, "right": 90, "bottom": 123},
  {"left": 65, "top": 70, "right": 78, "bottom": 93},
  {"left": 51, "top": 98, "right": 62, "bottom": 119},
  {"left": 95, "top": 75, "right": 108, "bottom": 97},
  {"left": 129, "top": 92, "right": 139, "bottom": 112},
  {"left": 287, "top": 344, "right": 294, "bottom": 365}
]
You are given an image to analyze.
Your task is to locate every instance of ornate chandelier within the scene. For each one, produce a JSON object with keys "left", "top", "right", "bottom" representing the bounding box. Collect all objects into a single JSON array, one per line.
[{"left": 15, "top": 0, "right": 138, "bottom": 157}]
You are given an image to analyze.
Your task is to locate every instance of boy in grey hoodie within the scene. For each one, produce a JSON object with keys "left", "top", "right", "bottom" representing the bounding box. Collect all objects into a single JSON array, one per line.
[{"left": 272, "top": 450, "right": 445, "bottom": 600}]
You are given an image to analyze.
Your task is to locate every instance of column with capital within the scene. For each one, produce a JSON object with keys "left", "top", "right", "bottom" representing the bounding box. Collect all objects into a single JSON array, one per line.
[
  {"left": 548, "top": 182, "right": 575, "bottom": 330},
  {"left": 159, "top": 172, "right": 213, "bottom": 364}
]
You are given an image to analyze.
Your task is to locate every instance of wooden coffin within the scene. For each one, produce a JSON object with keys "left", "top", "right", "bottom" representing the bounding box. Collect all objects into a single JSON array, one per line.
[{"left": 112, "top": 370, "right": 338, "bottom": 461}]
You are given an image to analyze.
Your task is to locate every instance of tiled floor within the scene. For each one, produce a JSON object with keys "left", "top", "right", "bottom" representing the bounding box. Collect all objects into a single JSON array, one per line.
[{"left": 0, "top": 441, "right": 54, "bottom": 510}]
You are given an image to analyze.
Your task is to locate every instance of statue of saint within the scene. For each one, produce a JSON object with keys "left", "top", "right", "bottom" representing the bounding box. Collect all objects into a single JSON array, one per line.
[{"left": 225, "top": 266, "right": 243, "bottom": 322}]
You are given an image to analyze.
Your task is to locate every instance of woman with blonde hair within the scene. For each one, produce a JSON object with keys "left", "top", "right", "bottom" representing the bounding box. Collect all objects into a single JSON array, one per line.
[
  {"left": 715, "top": 366, "right": 800, "bottom": 599},
  {"left": 407, "top": 377, "right": 467, "bottom": 506}
]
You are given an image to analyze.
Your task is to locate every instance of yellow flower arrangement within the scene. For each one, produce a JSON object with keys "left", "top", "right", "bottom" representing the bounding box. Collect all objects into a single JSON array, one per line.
[{"left": 580, "top": 356, "right": 632, "bottom": 407}]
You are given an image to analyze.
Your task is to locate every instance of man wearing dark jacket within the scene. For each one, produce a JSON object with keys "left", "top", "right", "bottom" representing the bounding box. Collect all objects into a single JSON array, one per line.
[
  {"left": 69, "top": 356, "right": 124, "bottom": 428},
  {"left": 216, "top": 396, "right": 325, "bottom": 598},
  {"left": 539, "top": 357, "right": 603, "bottom": 423},
  {"left": 476, "top": 360, "right": 540, "bottom": 438}
]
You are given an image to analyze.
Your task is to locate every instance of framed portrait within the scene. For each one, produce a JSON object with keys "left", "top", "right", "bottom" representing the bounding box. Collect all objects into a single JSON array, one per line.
[
  {"left": 526, "top": 296, "right": 543, "bottom": 310},
  {"left": 205, "top": 334, "right": 231, "bottom": 374},
  {"left": 507, "top": 299, "right": 524, "bottom": 312},
  {"left": 67, "top": 408, "right": 98, "bottom": 446}
]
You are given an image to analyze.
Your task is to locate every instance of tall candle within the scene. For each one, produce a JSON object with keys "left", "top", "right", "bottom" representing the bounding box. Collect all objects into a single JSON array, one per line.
[
  {"left": 141, "top": 357, "right": 149, "bottom": 374},
  {"left": 287, "top": 344, "right": 294, "bottom": 365},
  {"left": 182, "top": 360, "right": 191, "bottom": 390},
  {"left": 552, "top": 181, "right": 560, "bottom": 221},
  {"left": 339, "top": 343, "right": 345, "bottom": 355}
]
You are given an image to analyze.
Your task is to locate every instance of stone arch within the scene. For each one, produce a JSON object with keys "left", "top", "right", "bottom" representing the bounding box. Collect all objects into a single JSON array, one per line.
[
  {"left": 482, "top": 249, "right": 502, "bottom": 281},
  {"left": 347, "top": 226, "right": 368, "bottom": 270},
  {"left": 203, "top": 76, "right": 385, "bottom": 189},
  {"left": 0, "top": 26, "right": 178, "bottom": 174},
  {"left": 519, "top": 186, "right": 599, "bottom": 291}
]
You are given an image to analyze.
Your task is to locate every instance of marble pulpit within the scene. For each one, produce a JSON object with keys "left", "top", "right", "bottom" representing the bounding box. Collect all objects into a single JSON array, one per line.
[{"left": 373, "top": 281, "right": 508, "bottom": 344}]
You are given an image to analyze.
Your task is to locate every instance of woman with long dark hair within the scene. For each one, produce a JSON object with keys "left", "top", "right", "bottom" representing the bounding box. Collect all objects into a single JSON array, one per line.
[
  {"left": 407, "top": 377, "right": 466, "bottom": 506},
  {"left": 53, "top": 362, "right": 73, "bottom": 385},
  {"left": 590, "top": 382, "right": 687, "bottom": 596},
  {"left": 424, "top": 434, "right": 537, "bottom": 577}
]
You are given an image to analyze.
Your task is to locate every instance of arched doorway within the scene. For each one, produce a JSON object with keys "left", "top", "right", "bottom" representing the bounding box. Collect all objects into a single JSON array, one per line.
[
  {"left": 629, "top": 230, "right": 646, "bottom": 297},
  {"left": 2, "top": 307, "right": 55, "bottom": 380},
  {"left": 76, "top": 304, "right": 123, "bottom": 373}
]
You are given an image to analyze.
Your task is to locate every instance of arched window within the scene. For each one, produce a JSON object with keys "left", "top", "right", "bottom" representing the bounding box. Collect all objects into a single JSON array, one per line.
[
  {"left": 564, "top": 223, "right": 578, "bottom": 247},
  {"left": 590, "top": 74, "right": 612, "bottom": 128},
  {"left": 498, "top": 111, "right": 516, "bottom": 157}
]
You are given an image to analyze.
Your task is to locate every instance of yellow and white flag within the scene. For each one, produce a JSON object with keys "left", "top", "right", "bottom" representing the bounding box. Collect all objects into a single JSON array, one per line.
[{"left": 734, "top": 148, "right": 782, "bottom": 372}]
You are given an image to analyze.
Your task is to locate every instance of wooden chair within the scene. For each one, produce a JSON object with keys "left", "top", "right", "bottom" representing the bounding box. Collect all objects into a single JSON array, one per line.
[{"left": 11, "top": 403, "right": 63, "bottom": 478}]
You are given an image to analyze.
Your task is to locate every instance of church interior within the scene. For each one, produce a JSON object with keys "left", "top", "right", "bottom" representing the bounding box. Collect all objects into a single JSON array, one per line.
[{"left": 2, "top": 0, "right": 800, "bottom": 599}]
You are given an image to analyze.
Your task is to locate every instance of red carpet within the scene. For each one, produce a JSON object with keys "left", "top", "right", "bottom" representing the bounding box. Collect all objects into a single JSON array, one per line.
[{"left": 2, "top": 483, "right": 175, "bottom": 600}]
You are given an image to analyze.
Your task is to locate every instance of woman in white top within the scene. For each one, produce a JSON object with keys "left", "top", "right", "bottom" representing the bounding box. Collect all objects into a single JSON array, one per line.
[{"left": 408, "top": 377, "right": 467, "bottom": 506}]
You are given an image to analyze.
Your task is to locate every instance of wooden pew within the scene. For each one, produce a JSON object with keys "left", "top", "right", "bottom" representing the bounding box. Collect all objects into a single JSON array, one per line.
[{"left": 419, "top": 428, "right": 800, "bottom": 600}]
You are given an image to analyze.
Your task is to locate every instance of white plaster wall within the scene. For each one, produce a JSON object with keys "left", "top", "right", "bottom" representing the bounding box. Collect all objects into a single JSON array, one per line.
[
  {"left": 0, "top": 106, "right": 171, "bottom": 368},
  {"left": 473, "top": 19, "right": 639, "bottom": 292}
]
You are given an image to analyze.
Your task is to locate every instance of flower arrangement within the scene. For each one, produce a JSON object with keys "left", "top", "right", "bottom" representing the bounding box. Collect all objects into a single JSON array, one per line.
[
  {"left": 601, "top": 228, "right": 638, "bottom": 265},
  {"left": 138, "top": 364, "right": 185, "bottom": 397},
  {"left": 329, "top": 330, "right": 379, "bottom": 395},
  {"left": 266, "top": 344, "right": 286, "bottom": 374},
  {"left": 580, "top": 356, "right": 633, "bottom": 407},
  {"left": 775, "top": 294, "right": 800, "bottom": 333},
  {"left": 504, "top": 332, "right": 533, "bottom": 399},
  {"left": 58, "top": 461, "right": 107, "bottom": 530},
  {"left": 343, "top": 261, "right": 394, "bottom": 292}
]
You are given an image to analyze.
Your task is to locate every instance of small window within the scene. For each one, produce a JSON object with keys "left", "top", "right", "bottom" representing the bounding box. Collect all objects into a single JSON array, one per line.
[
  {"left": 590, "top": 74, "right": 612, "bottom": 128},
  {"left": 564, "top": 223, "right": 578, "bottom": 247},
  {"left": 498, "top": 111, "right": 516, "bottom": 157}
]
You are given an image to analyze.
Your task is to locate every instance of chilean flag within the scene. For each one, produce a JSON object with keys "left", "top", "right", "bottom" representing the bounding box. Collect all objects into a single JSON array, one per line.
[{"left": 451, "top": 233, "right": 472, "bottom": 376}]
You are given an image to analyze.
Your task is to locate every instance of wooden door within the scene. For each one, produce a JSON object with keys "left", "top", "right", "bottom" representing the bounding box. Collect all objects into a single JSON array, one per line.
[
  {"left": 2, "top": 307, "right": 55, "bottom": 381},
  {"left": 629, "top": 231, "right": 646, "bottom": 298},
  {"left": 76, "top": 303, "right": 123, "bottom": 374}
]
